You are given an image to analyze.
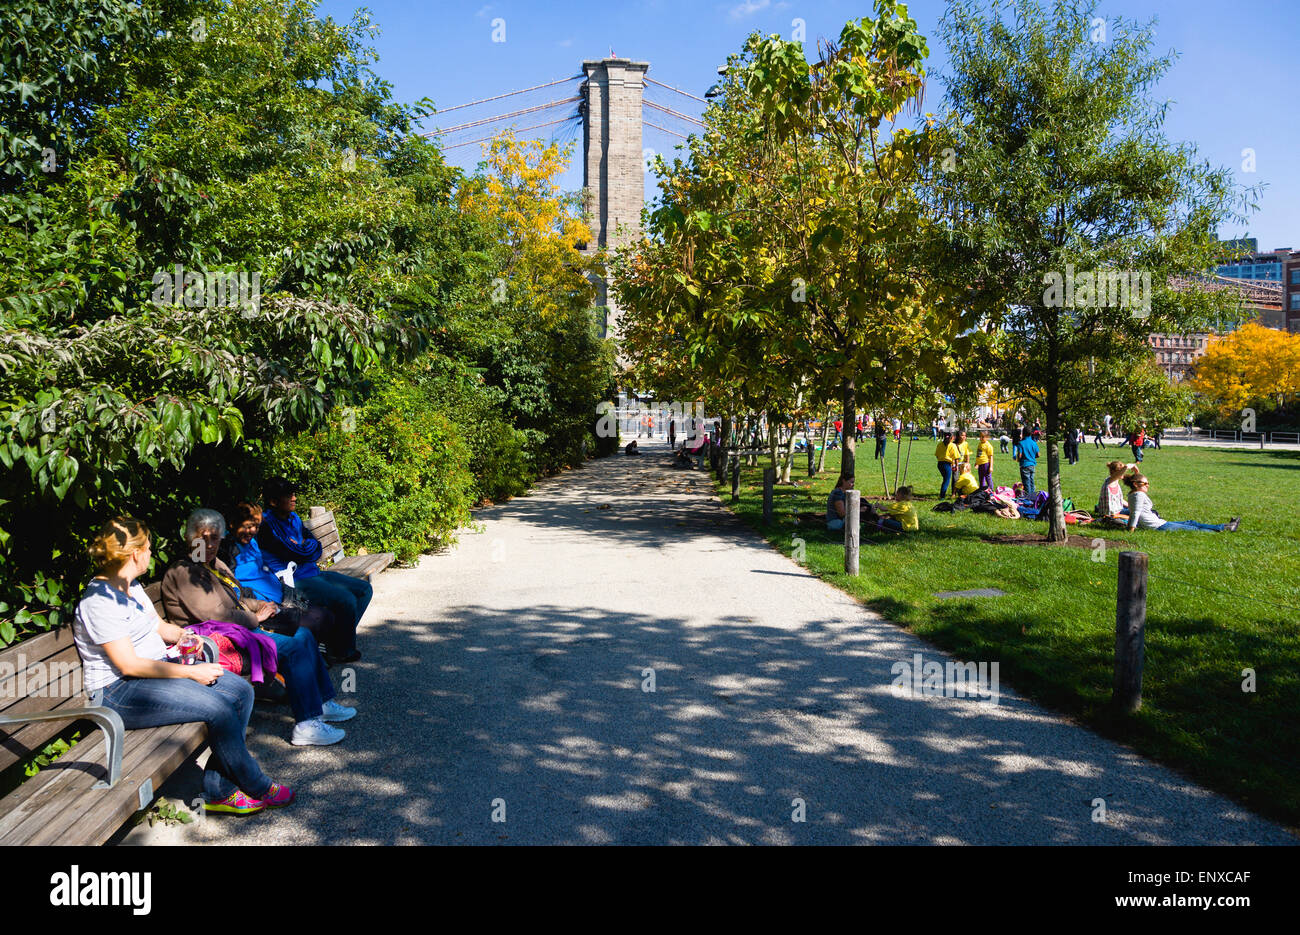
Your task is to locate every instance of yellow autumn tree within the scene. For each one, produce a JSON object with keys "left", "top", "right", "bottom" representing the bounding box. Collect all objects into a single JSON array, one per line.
[
  {"left": 457, "top": 132, "right": 600, "bottom": 324},
  {"left": 1191, "top": 322, "right": 1300, "bottom": 415}
]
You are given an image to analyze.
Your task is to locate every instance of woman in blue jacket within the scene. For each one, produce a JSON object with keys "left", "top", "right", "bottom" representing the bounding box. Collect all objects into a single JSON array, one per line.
[{"left": 257, "top": 477, "right": 370, "bottom": 665}]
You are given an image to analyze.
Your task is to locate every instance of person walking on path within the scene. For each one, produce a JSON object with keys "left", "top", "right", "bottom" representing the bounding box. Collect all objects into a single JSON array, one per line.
[
  {"left": 1093, "top": 420, "right": 1104, "bottom": 449},
  {"left": 874, "top": 420, "right": 887, "bottom": 460},
  {"left": 668, "top": 417, "right": 676, "bottom": 449}
]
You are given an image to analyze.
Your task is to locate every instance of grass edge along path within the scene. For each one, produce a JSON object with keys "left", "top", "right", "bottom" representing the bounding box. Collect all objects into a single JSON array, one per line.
[{"left": 712, "top": 443, "right": 1300, "bottom": 835}]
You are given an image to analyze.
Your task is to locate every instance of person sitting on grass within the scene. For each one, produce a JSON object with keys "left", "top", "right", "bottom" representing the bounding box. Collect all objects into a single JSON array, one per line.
[
  {"left": 164, "top": 508, "right": 358, "bottom": 747},
  {"left": 1096, "top": 460, "right": 1135, "bottom": 523},
  {"left": 827, "top": 475, "right": 909, "bottom": 534},
  {"left": 877, "top": 486, "right": 919, "bottom": 532},
  {"left": 1123, "top": 474, "right": 1240, "bottom": 533},
  {"left": 73, "top": 517, "right": 293, "bottom": 816},
  {"left": 952, "top": 461, "right": 980, "bottom": 497}
]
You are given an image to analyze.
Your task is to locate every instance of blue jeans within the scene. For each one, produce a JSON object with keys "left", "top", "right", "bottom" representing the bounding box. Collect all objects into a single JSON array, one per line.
[
  {"left": 937, "top": 461, "right": 953, "bottom": 496},
  {"left": 95, "top": 669, "right": 271, "bottom": 802},
  {"left": 827, "top": 517, "right": 845, "bottom": 531},
  {"left": 1132, "top": 445, "right": 1143, "bottom": 462},
  {"left": 1020, "top": 465, "right": 1036, "bottom": 496},
  {"left": 1158, "top": 520, "right": 1225, "bottom": 532},
  {"left": 296, "top": 570, "right": 372, "bottom": 653},
  {"left": 267, "top": 629, "right": 336, "bottom": 722}
]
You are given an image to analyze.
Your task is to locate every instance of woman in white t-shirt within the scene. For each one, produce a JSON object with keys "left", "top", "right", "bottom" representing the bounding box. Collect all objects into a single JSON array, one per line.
[
  {"left": 1122, "top": 476, "right": 1240, "bottom": 533},
  {"left": 73, "top": 517, "right": 293, "bottom": 815}
]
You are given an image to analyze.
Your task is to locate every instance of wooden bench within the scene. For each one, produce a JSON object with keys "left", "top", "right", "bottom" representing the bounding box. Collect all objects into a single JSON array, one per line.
[
  {"left": 302, "top": 506, "right": 394, "bottom": 581},
  {"left": 0, "top": 626, "right": 207, "bottom": 846}
]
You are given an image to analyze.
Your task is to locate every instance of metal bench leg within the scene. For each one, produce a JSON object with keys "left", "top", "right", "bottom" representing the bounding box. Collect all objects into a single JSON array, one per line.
[{"left": 0, "top": 705, "right": 126, "bottom": 789}]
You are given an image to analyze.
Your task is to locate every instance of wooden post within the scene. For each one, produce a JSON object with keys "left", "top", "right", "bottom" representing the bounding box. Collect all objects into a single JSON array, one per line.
[
  {"left": 1260, "top": 433, "right": 1266, "bottom": 450},
  {"left": 844, "top": 490, "right": 860, "bottom": 576},
  {"left": 762, "top": 467, "right": 775, "bottom": 525},
  {"left": 1113, "top": 551, "right": 1148, "bottom": 713},
  {"left": 730, "top": 453, "right": 740, "bottom": 502}
]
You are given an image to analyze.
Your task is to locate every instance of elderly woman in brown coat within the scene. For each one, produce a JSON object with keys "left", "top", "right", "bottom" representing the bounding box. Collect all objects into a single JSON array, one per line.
[{"left": 162, "top": 508, "right": 357, "bottom": 746}]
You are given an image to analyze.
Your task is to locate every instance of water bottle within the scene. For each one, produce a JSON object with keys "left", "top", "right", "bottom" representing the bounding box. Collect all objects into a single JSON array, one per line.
[{"left": 177, "top": 629, "right": 203, "bottom": 666}]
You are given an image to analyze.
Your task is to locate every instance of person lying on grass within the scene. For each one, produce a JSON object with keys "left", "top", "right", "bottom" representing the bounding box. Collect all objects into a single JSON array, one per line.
[
  {"left": 826, "top": 475, "right": 907, "bottom": 533},
  {"left": 1123, "top": 474, "right": 1240, "bottom": 533}
]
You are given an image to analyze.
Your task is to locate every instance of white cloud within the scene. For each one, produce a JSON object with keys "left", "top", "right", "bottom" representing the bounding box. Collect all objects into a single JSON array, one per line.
[
  {"left": 729, "top": 0, "right": 771, "bottom": 19},
  {"left": 557, "top": 38, "right": 574, "bottom": 48},
  {"left": 475, "top": 4, "right": 493, "bottom": 17}
]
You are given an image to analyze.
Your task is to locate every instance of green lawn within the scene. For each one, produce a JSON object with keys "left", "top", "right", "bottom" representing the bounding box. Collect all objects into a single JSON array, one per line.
[{"left": 714, "top": 440, "right": 1300, "bottom": 831}]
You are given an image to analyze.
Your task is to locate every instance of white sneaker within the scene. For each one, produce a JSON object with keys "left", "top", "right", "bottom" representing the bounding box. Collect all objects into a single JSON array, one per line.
[
  {"left": 291, "top": 718, "right": 345, "bottom": 746},
  {"left": 320, "top": 700, "right": 357, "bottom": 723}
]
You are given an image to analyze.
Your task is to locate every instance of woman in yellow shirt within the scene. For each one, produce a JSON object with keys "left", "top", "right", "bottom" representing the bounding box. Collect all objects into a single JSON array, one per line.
[
  {"left": 975, "top": 431, "right": 995, "bottom": 491},
  {"left": 954, "top": 430, "right": 972, "bottom": 469},
  {"left": 935, "top": 431, "right": 959, "bottom": 497}
]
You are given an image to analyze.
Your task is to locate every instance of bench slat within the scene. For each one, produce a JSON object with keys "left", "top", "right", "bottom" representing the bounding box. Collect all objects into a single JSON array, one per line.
[
  {"left": 0, "top": 627, "right": 76, "bottom": 669},
  {"left": 9, "top": 722, "right": 206, "bottom": 846},
  {"left": 0, "top": 644, "right": 81, "bottom": 716},
  {"left": 330, "top": 552, "right": 394, "bottom": 581},
  {"left": 0, "top": 721, "right": 206, "bottom": 846}
]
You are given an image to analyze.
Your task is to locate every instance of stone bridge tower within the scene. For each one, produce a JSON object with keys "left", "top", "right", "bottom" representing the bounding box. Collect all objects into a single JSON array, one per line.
[{"left": 580, "top": 57, "right": 649, "bottom": 342}]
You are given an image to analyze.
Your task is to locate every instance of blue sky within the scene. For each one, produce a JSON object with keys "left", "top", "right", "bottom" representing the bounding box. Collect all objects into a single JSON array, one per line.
[{"left": 316, "top": 0, "right": 1299, "bottom": 251}]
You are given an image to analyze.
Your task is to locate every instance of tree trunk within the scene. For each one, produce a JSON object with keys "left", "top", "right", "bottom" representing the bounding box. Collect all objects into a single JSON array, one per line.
[
  {"left": 768, "top": 421, "right": 781, "bottom": 478},
  {"left": 815, "top": 407, "right": 832, "bottom": 473},
  {"left": 840, "top": 378, "right": 856, "bottom": 482},
  {"left": 1046, "top": 378, "right": 1067, "bottom": 542},
  {"left": 902, "top": 430, "right": 913, "bottom": 487}
]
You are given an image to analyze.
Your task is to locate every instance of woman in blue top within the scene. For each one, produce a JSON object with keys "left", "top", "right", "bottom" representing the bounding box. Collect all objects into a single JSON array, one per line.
[
  {"left": 223, "top": 502, "right": 353, "bottom": 661},
  {"left": 72, "top": 517, "right": 293, "bottom": 815},
  {"left": 257, "top": 477, "right": 370, "bottom": 665}
]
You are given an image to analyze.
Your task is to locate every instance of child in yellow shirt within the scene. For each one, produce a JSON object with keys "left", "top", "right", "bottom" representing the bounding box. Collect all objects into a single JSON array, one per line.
[{"left": 975, "top": 431, "right": 994, "bottom": 491}]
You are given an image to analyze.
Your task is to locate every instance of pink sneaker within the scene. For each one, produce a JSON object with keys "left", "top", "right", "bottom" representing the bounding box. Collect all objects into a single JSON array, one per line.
[
  {"left": 263, "top": 782, "right": 296, "bottom": 808},
  {"left": 205, "top": 790, "right": 266, "bottom": 815}
]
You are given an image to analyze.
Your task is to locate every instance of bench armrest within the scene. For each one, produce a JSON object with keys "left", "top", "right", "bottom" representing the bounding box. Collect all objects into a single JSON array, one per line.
[{"left": 0, "top": 705, "right": 125, "bottom": 789}]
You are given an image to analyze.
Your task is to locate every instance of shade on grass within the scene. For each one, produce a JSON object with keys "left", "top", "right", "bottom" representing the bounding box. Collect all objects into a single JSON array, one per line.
[{"left": 716, "top": 443, "right": 1300, "bottom": 829}]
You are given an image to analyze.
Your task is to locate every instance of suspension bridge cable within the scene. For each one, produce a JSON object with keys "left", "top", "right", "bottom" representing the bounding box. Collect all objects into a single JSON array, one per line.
[
  {"left": 645, "top": 76, "right": 708, "bottom": 104},
  {"left": 425, "top": 97, "right": 581, "bottom": 136},
  {"left": 642, "top": 120, "right": 690, "bottom": 140},
  {"left": 441, "top": 115, "right": 581, "bottom": 151},
  {"left": 643, "top": 99, "right": 706, "bottom": 128},
  {"left": 432, "top": 75, "right": 582, "bottom": 115}
]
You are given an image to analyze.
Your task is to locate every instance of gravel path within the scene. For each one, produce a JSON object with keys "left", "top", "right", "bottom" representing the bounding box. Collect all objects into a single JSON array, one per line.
[{"left": 120, "top": 439, "right": 1295, "bottom": 845}]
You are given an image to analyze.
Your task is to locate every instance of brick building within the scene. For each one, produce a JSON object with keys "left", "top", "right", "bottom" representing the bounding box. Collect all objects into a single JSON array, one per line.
[{"left": 1148, "top": 332, "right": 1210, "bottom": 382}]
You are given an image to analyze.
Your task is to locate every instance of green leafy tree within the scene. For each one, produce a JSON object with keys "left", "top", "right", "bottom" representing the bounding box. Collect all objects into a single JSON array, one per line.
[{"left": 935, "top": 0, "right": 1246, "bottom": 540}]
